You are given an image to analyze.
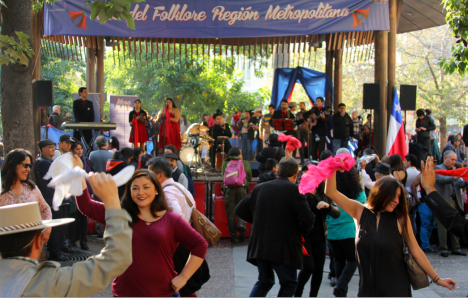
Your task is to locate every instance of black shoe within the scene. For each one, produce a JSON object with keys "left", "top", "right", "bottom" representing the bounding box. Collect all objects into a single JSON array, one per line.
[
  {"left": 238, "top": 233, "right": 245, "bottom": 243},
  {"left": 440, "top": 252, "right": 449, "bottom": 257},
  {"left": 330, "top": 277, "right": 337, "bottom": 287},
  {"left": 333, "top": 286, "right": 346, "bottom": 297},
  {"left": 422, "top": 247, "right": 437, "bottom": 253},
  {"left": 49, "top": 254, "right": 70, "bottom": 262},
  {"left": 452, "top": 251, "right": 467, "bottom": 256},
  {"left": 80, "top": 240, "right": 89, "bottom": 251}
]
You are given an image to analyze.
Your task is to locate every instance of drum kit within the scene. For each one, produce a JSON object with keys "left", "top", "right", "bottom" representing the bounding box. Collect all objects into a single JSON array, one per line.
[{"left": 180, "top": 123, "right": 213, "bottom": 179}]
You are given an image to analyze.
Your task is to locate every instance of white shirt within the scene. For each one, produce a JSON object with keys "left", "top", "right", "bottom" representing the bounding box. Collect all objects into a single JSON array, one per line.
[
  {"left": 361, "top": 168, "right": 375, "bottom": 190},
  {"left": 405, "top": 167, "right": 420, "bottom": 189},
  {"left": 52, "top": 150, "right": 69, "bottom": 161},
  {"left": 161, "top": 178, "right": 195, "bottom": 223}
]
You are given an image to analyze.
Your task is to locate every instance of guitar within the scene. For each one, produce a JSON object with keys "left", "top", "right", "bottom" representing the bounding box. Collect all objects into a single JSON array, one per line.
[{"left": 308, "top": 107, "right": 332, "bottom": 128}]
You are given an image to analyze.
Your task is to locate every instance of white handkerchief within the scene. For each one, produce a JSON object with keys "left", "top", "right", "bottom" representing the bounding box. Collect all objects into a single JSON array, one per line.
[{"left": 357, "top": 154, "right": 377, "bottom": 170}]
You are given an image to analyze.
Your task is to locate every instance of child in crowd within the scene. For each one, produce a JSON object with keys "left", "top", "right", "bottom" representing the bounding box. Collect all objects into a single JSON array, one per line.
[{"left": 259, "top": 158, "right": 278, "bottom": 183}]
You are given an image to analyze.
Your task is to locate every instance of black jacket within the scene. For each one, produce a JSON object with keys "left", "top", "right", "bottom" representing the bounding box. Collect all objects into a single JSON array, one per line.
[
  {"left": 235, "top": 177, "right": 315, "bottom": 269},
  {"left": 73, "top": 99, "right": 94, "bottom": 123},
  {"left": 34, "top": 156, "right": 54, "bottom": 205},
  {"left": 415, "top": 116, "right": 435, "bottom": 139},
  {"left": 424, "top": 191, "right": 468, "bottom": 242},
  {"left": 305, "top": 193, "right": 340, "bottom": 241},
  {"left": 463, "top": 124, "right": 468, "bottom": 145},
  {"left": 237, "top": 117, "right": 258, "bottom": 140},
  {"left": 332, "top": 112, "right": 353, "bottom": 140},
  {"left": 256, "top": 146, "right": 285, "bottom": 174},
  {"left": 208, "top": 124, "right": 233, "bottom": 152},
  {"left": 49, "top": 112, "right": 69, "bottom": 130},
  {"left": 304, "top": 107, "right": 330, "bottom": 136}
]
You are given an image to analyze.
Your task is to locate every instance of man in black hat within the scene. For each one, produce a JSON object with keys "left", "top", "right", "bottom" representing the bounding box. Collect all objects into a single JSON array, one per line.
[
  {"left": 52, "top": 134, "right": 75, "bottom": 161},
  {"left": 163, "top": 152, "right": 189, "bottom": 190},
  {"left": 360, "top": 161, "right": 390, "bottom": 191},
  {"left": 415, "top": 109, "right": 435, "bottom": 156},
  {"left": 73, "top": 87, "right": 94, "bottom": 148},
  {"left": 35, "top": 139, "right": 70, "bottom": 261}
]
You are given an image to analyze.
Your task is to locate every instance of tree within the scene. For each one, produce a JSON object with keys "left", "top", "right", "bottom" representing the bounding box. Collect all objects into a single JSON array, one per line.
[
  {"left": 398, "top": 25, "right": 468, "bottom": 149},
  {"left": 1, "top": 0, "right": 35, "bottom": 154}
]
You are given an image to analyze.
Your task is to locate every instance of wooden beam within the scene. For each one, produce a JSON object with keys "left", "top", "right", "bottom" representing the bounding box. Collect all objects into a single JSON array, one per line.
[
  {"left": 96, "top": 37, "right": 104, "bottom": 123},
  {"left": 388, "top": 0, "right": 398, "bottom": 124},
  {"left": 334, "top": 49, "right": 343, "bottom": 111},
  {"left": 374, "top": 30, "right": 388, "bottom": 156}
]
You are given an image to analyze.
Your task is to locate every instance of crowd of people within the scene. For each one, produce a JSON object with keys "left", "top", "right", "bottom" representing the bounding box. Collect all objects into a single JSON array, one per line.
[{"left": 2, "top": 90, "right": 468, "bottom": 297}]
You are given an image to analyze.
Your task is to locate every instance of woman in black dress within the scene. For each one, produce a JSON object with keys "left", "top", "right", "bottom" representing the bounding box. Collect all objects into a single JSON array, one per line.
[
  {"left": 324, "top": 169, "right": 456, "bottom": 296},
  {"left": 295, "top": 178, "right": 340, "bottom": 297}
]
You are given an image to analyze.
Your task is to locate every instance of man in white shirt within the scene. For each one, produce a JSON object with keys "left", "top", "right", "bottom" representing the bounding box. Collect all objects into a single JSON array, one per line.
[
  {"left": 404, "top": 154, "right": 420, "bottom": 190},
  {"left": 147, "top": 156, "right": 195, "bottom": 223},
  {"left": 52, "top": 134, "right": 74, "bottom": 161},
  {"left": 360, "top": 161, "right": 391, "bottom": 190}
]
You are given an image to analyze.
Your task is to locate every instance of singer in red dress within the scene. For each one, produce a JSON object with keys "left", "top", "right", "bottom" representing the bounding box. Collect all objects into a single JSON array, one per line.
[
  {"left": 158, "top": 98, "right": 182, "bottom": 150},
  {"left": 129, "top": 99, "right": 149, "bottom": 150}
]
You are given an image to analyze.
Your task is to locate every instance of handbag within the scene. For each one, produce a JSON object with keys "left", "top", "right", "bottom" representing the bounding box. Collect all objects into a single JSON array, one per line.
[
  {"left": 165, "top": 183, "right": 221, "bottom": 247},
  {"left": 398, "top": 219, "right": 430, "bottom": 290}
]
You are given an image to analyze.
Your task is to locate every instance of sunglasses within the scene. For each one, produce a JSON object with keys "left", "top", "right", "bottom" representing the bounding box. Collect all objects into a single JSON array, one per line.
[{"left": 20, "top": 163, "right": 33, "bottom": 169}]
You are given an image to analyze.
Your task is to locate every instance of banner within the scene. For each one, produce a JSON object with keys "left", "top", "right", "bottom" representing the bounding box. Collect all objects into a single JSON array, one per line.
[
  {"left": 45, "top": 0, "right": 389, "bottom": 38},
  {"left": 109, "top": 95, "right": 138, "bottom": 149}
]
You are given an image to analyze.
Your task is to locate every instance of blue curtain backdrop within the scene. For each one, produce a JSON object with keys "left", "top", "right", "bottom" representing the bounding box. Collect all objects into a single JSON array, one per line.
[{"left": 270, "top": 67, "right": 334, "bottom": 108}]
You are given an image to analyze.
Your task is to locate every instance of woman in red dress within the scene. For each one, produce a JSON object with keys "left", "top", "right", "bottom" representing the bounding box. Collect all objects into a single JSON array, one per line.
[
  {"left": 129, "top": 99, "right": 149, "bottom": 150},
  {"left": 158, "top": 98, "right": 182, "bottom": 150}
]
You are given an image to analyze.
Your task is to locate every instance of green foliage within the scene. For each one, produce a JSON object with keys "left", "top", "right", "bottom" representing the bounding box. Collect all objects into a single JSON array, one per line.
[
  {"left": 40, "top": 47, "right": 86, "bottom": 116},
  {"left": 105, "top": 43, "right": 270, "bottom": 123},
  {"left": 85, "top": 0, "right": 146, "bottom": 30},
  {"left": 439, "top": 0, "right": 468, "bottom": 75},
  {"left": 0, "top": 31, "right": 35, "bottom": 66}
]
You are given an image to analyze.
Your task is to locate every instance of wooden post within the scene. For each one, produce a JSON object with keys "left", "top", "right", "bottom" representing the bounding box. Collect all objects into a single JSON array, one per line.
[
  {"left": 374, "top": 31, "right": 388, "bottom": 157},
  {"left": 86, "top": 46, "right": 96, "bottom": 93},
  {"left": 388, "top": 0, "right": 397, "bottom": 124},
  {"left": 31, "top": 11, "right": 42, "bottom": 156},
  {"left": 325, "top": 50, "right": 334, "bottom": 108},
  {"left": 333, "top": 49, "right": 343, "bottom": 111},
  {"left": 96, "top": 37, "right": 105, "bottom": 121}
]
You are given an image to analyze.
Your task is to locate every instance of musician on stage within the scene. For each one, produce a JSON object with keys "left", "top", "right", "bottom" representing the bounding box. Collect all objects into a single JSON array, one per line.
[
  {"left": 129, "top": 99, "right": 149, "bottom": 150},
  {"left": 73, "top": 87, "right": 94, "bottom": 148},
  {"left": 303, "top": 97, "right": 329, "bottom": 160},
  {"left": 272, "top": 100, "right": 296, "bottom": 136},
  {"left": 157, "top": 98, "right": 182, "bottom": 151},
  {"left": 208, "top": 113, "right": 232, "bottom": 170}
]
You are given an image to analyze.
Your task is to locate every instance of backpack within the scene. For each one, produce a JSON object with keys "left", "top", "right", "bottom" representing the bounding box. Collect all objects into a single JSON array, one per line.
[{"left": 224, "top": 159, "right": 246, "bottom": 188}]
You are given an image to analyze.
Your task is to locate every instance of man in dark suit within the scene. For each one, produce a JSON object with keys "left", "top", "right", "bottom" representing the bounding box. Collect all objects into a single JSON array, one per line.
[
  {"left": 235, "top": 157, "right": 315, "bottom": 297},
  {"left": 434, "top": 150, "right": 468, "bottom": 257},
  {"left": 73, "top": 87, "right": 94, "bottom": 148}
]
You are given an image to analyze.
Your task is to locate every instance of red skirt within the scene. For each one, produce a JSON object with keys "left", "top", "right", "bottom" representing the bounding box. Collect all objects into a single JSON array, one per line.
[
  {"left": 158, "top": 120, "right": 182, "bottom": 150},
  {"left": 129, "top": 121, "right": 149, "bottom": 144}
]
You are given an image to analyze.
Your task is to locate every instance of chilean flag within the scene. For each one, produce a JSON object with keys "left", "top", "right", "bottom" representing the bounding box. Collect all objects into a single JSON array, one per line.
[{"left": 386, "top": 87, "right": 407, "bottom": 158}]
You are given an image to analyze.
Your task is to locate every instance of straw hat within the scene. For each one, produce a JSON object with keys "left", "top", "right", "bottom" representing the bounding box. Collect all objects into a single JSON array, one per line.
[{"left": 0, "top": 202, "right": 74, "bottom": 236}]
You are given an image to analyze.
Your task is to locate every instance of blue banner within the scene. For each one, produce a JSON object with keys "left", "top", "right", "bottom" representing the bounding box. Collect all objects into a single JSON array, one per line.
[
  {"left": 45, "top": 0, "right": 389, "bottom": 38},
  {"left": 109, "top": 95, "right": 138, "bottom": 149}
]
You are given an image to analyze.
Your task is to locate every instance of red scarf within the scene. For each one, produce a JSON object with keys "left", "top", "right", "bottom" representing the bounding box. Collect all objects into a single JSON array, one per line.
[
  {"left": 131, "top": 114, "right": 139, "bottom": 142},
  {"left": 435, "top": 168, "right": 468, "bottom": 182}
]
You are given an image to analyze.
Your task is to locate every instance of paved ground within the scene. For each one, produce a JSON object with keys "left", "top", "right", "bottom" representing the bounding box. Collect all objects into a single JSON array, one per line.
[{"left": 75, "top": 236, "right": 467, "bottom": 297}]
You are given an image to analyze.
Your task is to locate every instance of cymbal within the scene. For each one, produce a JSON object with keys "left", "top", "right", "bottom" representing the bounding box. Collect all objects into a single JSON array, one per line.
[
  {"left": 199, "top": 134, "right": 214, "bottom": 142},
  {"left": 198, "top": 124, "right": 209, "bottom": 133},
  {"left": 187, "top": 123, "right": 209, "bottom": 134}
]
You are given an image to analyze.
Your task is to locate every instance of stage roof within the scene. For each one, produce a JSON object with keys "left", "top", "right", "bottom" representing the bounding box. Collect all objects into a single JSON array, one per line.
[{"left": 398, "top": 0, "right": 447, "bottom": 33}]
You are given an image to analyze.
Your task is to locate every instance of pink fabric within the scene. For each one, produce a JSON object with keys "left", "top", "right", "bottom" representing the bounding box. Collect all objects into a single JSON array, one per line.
[
  {"left": 299, "top": 153, "right": 355, "bottom": 195},
  {"left": 0, "top": 184, "right": 52, "bottom": 220},
  {"left": 278, "top": 133, "right": 302, "bottom": 151}
]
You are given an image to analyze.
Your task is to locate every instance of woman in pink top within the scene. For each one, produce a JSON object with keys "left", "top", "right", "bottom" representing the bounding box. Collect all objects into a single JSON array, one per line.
[
  {"left": 0, "top": 149, "right": 52, "bottom": 242},
  {"left": 75, "top": 168, "right": 208, "bottom": 297}
]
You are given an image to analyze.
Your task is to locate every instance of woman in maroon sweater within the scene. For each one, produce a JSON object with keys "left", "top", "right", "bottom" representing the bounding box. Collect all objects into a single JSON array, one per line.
[{"left": 75, "top": 169, "right": 208, "bottom": 297}]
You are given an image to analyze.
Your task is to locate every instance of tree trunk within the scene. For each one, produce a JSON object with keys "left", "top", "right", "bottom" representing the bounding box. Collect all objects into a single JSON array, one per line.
[
  {"left": 1, "top": 0, "right": 35, "bottom": 155},
  {"left": 439, "top": 117, "right": 447, "bottom": 150}
]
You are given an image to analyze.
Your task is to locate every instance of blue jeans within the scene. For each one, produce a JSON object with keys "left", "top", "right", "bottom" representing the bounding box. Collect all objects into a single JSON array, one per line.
[
  {"left": 250, "top": 259, "right": 298, "bottom": 297},
  {"left": 333, "top": 138, "right": 348, "bottom": 155},
  {"left": 241, "top": 134, "right": 253, "bottom": 160},
  {"left": 418, "top": 203, "right": 436, "bottom": 250}
]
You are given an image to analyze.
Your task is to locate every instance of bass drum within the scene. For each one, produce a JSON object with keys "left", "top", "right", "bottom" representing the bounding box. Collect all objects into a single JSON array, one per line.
[{"left": 180, "top": 146, "right": 198, "bottom": 166}]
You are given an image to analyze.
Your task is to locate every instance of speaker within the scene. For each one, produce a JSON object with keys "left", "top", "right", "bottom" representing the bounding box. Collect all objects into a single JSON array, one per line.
[
  {"left": 400, "top": 85, "right": 417, "bottom": 111},
  {"left": 249, "top": 161, "right": 260, "bottom": 177},
  {"left": 363, "top": 83, "right": 380, "bottom": 110},
  {"left": 34, "top": 80, "right": 53, "bottom": 107}
]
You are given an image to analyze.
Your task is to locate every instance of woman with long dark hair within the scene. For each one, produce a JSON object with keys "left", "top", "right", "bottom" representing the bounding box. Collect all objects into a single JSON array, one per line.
[
  {"left": 75, "top": 169, "right": 208, "bottom": 297},
  {"left": 326, "top": 167, "right": 366, "bottom": 297},
  {"left": 158, "top": 98, "right": 182, "bottom": 150},
  {"left": 389, "top": 154, "right": 407, "bottom": 185},
  {"left": 325, "top": 165, "right": 456, "bottom": 296},
  {"left": 69, "top": 140, "right": 93, "bottom": 250},
  {"left": 106, "top": 148, "right": 134, "bottom": 199},
  {"left": 295, "top": 180, "right": 341, "bottom": 297},
  {"left": 108, "top": 136, "right": 120, "bottom": 153},
  {"left": 179, "top": 114, "right": 190, "bottom": 134},
  {"left": 0, "top": 149, "right": 52, "bottom": 241},
  {"left": 129, "top": 99, "right": 149, "bottom": 150}
]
